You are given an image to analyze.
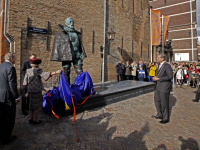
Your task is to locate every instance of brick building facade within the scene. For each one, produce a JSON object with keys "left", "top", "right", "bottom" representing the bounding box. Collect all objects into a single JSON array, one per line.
[
  {"left": 150, "top": 0, "right": 198, "bottom": 62},
  {"left": 0, "top": 0, "right": 150, "bottom": 88}
]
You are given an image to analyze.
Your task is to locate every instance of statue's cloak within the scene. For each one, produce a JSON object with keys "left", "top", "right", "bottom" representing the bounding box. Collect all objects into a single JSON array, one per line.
[{"left": 50, "top": 24, "right": 87, "bottom": 62}]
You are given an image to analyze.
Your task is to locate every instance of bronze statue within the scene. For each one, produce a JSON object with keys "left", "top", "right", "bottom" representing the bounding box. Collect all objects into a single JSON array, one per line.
[{"left": 51, "top": 17, "right": 87, "bottom": 84}]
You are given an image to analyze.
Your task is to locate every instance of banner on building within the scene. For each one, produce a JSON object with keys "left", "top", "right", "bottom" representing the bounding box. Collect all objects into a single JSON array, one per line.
[
  {"left": 163, "top": 15, "right": 170, "bottom": 45},
  {"left": 151, "top": 9, "right": 161, "bottom": 45},
  {"left": 175, "top": 53, "right": 189, "bottom": 61}
]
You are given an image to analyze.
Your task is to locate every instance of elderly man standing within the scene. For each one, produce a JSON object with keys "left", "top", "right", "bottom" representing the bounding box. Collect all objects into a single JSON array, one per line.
[
  {"left": 0, "top": 52, "right": 20, "bottom": 145},
  {"left": 21, "top": 53, "right": 36, "bottom": 116},
  {"left": 152, "top": 54, "right": 173, "bottom": 124}
]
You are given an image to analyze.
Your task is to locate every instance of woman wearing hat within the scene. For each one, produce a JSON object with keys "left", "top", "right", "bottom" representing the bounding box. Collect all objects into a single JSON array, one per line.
[{"left": 23, "top": 58, "right": 61, "bottom": 124}]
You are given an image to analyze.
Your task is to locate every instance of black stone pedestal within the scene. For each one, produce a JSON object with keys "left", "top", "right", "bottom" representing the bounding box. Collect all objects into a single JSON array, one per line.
[{"left": 54, "top": 80, "right": 155, "bottom": 117}]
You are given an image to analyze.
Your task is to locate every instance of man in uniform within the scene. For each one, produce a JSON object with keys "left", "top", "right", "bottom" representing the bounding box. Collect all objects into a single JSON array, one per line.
[{"left": 51, "top": 17, "right": 87, "bottom": 84}]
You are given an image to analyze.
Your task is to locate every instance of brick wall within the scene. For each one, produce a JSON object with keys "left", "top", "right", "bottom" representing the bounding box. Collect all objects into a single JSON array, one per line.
[
  {"left": 1, "top": 0, "right": 150, "bottom": 88},
  {"left": 150, "top": 0, "right": 198, "bottom": 62}
]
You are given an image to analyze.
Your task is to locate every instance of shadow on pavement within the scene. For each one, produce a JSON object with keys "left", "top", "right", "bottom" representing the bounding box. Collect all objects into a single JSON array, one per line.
[
  {"left": 152, "top": 144, "right": 167, "bottom": 150},
  {"left": 169, "top": 94, "right": 177, "bottom": 118},
  {"left": 179, "top": 136, "right": 199, "bottom": 150},
  {"left": 1, "top": 112, "right": 151, "bottom": 149}
]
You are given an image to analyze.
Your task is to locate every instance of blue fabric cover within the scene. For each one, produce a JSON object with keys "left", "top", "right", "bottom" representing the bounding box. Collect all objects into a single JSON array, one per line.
[
  {"left": 42, "top": 86, "right": 60, "bottom": 113},
  {"left": 58, "top": 71, "right": 82, "bottom": 106},
  {"left": 42, "top": 71, "right": 95, "bottom": 113}
]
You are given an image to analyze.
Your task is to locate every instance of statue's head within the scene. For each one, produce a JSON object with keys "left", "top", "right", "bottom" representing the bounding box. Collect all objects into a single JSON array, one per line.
[{"left": 65, "top": 17, "right": 74, "bottom": 29}]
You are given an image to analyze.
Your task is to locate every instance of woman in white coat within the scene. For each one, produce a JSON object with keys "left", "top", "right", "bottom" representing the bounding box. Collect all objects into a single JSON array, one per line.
[
  {"left": 131, "top": 61, "right": 137, "bottom": 80},
  {"left": 176, "top": 65, "right": 184, "bottom": 87}
]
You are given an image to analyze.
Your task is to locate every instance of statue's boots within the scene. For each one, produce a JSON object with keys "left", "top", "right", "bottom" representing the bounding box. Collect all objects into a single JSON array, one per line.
[
  {"left": 63, "top": 67, "right": 70, "bottom": 84},
  {"left": 74, "top": 65, "right": 83, "bottom": 75}
]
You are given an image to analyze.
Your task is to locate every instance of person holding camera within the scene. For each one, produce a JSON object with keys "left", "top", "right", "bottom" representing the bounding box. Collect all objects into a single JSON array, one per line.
[
  {"left": 148, "top": 62, "right": 156, "bottom": 82},
  {"left": 116, "top": 61, "right": 124, "bottom": 82}
]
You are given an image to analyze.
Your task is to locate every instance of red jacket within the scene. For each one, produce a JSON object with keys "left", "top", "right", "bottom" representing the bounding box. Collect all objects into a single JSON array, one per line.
[{"left": 189, "top": 67, "right": 198, "bottom": 73}]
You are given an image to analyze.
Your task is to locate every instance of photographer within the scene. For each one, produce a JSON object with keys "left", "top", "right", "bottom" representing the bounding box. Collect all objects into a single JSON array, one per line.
[
  {"left": 116, "top": 61, "right": 124, "bottom": 82},
  {"left": 148, "top": 62, "right": 156, "bottom": 82}
]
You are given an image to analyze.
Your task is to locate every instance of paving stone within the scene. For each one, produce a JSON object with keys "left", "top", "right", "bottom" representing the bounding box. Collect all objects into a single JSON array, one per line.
[{"left": 1, "top": 85, "right": 200, "bottom": 150}]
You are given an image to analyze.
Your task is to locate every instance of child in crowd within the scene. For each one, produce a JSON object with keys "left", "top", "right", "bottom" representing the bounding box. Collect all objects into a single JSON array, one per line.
[{"left": 139, "top": 67, "right": 146, "bottom": 81}]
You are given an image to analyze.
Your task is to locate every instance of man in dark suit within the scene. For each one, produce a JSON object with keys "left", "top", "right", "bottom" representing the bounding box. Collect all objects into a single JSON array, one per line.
[
  {"left": 0, "top": 52, "right": 20, "bottom": 145},
  {"left": 152, "top": 54, "right": 173, "bottom": 124},
  {"left": 21, "top": 53, "right": 36, "bottom": 115}
]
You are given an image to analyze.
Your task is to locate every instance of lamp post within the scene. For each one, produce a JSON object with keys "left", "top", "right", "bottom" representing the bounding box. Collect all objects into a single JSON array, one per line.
[
  {"left": 101, "top": 28, "right": 116, "bottom": 82},
  {"left": 107, "top": 28, "right": 116, "bottom": 45}
]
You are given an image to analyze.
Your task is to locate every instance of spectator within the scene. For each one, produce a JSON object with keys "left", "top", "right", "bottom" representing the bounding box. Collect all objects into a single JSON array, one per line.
[
  {"left": 139, "top": 67, "right": 146, "bottom": 81},
  {"left": 131, "top": 61, "right": 137, "bottom": 80},
  {"left": 176, "top": 65, "right": 184, "bottom": 87},
  {"left": 116, "top": 61, "right": 124, "bottom": 82},
  {"left": 137, "top": 60, "right": 147, "bottom": 80},
  {"left": 184, "top": 67, "right": 189, "bottom": 85},
  {"left": 189, "top": 65, "right": 198, "bottom": 73},
  {"left": 23, "top": 58, "right": 61, "bottom": 124},
  {"left": 146, "top": 61, "right": 151, "bottom": 79},
  {"left": 125, "top": 61, "right": 131, "bottom": 80},
  {"left": 148, "top": 62, "right": 157, "bottom": 81},
  {"left": 170, "top": 62, "right": 173, "bottom": 68},
  {"left": 173, "top": 63, "right": 178, "bottom": 87}
]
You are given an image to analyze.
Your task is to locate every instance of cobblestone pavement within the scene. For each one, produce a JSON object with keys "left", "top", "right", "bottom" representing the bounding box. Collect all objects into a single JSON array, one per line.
[{"left": 1, "top": 85, "right": 200, "bottom": 150}]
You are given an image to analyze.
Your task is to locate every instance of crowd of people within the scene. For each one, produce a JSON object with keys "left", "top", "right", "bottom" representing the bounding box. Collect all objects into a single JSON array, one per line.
[{"left": 116, "top": 59, "right": 200, "bottom": 88}]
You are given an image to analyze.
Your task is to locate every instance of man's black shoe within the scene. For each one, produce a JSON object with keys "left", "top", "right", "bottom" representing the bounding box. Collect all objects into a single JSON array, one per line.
[
  {"left": 159, "top": 120, "right": 169, "bottom": 124},
  {"left": 22, "top": 110, "right": 28, "bottom": 116},
  {"left": 192, "top": 99, "right": 199, "bottom": 102},
  {"left": 1, "top": 136, "right": 17, "bottom": 145},
  {"left": 152, "top": 115, "right": 162, "bottom": 119}
]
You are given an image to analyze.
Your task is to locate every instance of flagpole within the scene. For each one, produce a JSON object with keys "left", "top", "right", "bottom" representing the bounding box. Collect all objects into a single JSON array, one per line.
[
  {"left": 150, "top": 9, "right": 152, "bottom": 62},
  {"left": 102, "top": 0, "right": 106, "bottom": 82},
  {"left": 190, "top": 0, "right": 194, "bottom": 62},
  {"left": 162, "top": 15, "right": 164, "bottom": 54}
]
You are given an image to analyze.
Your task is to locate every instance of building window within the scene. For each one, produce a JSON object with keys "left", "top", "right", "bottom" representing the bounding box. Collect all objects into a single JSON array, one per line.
[
  {"left": 141, "top": 42, "right": 143, "bottom": 57},
  {"left": 122, "top": 0, "right": 124, "bottom": 7},
  {"left": 133, "top": 0, "right": 134, "bottom": 14}
]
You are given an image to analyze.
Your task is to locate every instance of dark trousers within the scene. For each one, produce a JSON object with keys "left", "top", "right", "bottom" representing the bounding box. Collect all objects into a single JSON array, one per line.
[
  {"left": 154, "top": 90, "right": 170, "bottom": 121},
  {"left": 22, "top": 87, "right": 29, "bottom": 111},
  {"left": 117, "top": 73, "right": 123, "bottom": 82},
  {"left": 195, "top": 86, "right": 200, "bottom": 101},
  {"left": 132, "top": 76, "right": 136, "bottom": 80},
  {"left": 0, "top": 102, "right": 16, "bottom": 141},
  {"left": 126, "top": 75, "right": 130, "bottom": 80},
  {"left": 139, "top": 77, "right": 144, "bottom": 81}
]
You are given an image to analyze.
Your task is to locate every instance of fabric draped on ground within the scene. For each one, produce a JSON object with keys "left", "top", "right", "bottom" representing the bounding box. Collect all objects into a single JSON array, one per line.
[{"left": 42, "top": 71, "right": 95, "bottom": 114}]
